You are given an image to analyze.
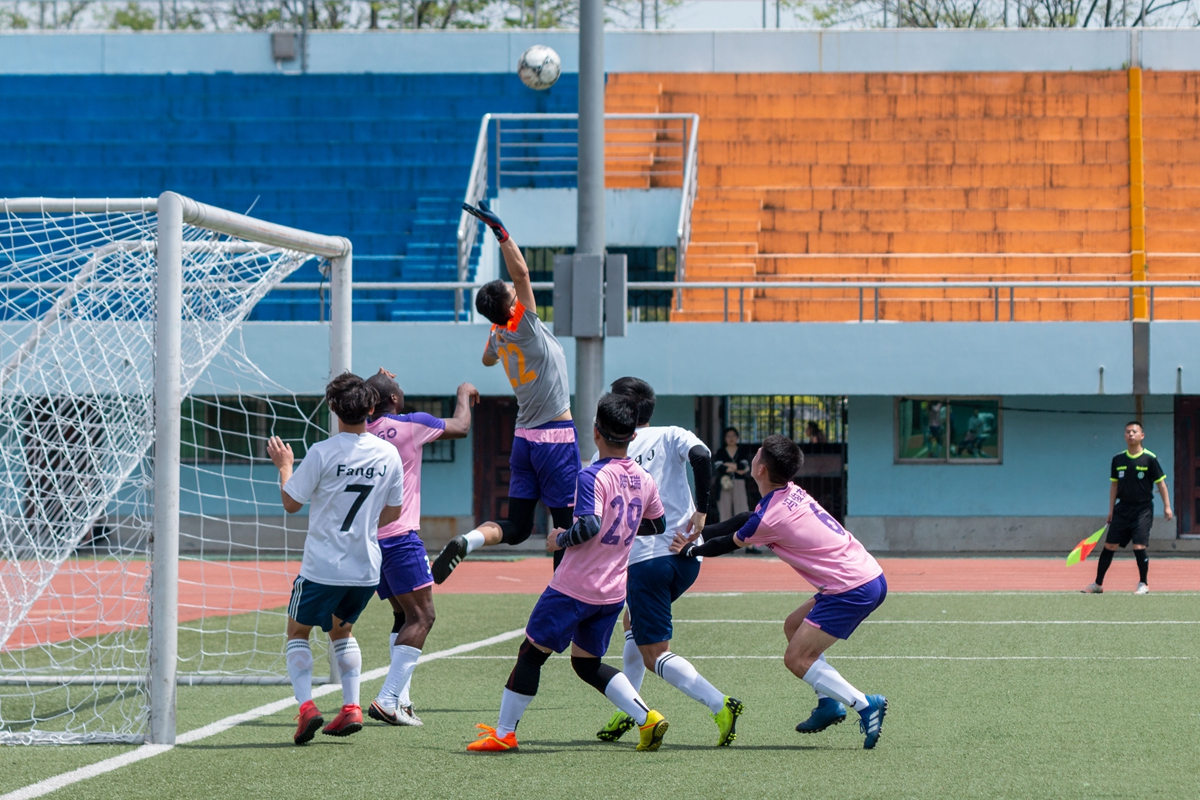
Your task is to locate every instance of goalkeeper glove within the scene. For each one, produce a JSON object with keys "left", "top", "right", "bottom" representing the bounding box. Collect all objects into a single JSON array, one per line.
[{"left": 462, "top": 199, "right": 509, "bottom": 243}]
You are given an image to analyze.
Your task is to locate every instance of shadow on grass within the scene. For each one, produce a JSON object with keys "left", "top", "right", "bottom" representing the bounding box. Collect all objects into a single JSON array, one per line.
[{"left": 453, "top": 739, "right": 825, "bottom": 753}]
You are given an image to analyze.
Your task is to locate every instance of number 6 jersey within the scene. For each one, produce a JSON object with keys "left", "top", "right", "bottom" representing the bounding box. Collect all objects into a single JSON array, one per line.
[
  {"left": 549, "top": 457, "right": 666, "bottom": 606},
  {"left": 283, "top": 432, "right": 405, "bottom": 587},
  {"left": 735, "top": 482, "right": 881, "bottom": 595}
]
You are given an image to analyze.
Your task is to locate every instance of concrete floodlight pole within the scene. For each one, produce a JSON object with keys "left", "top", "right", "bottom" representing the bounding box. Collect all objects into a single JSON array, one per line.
[
  {"left": 149, "top": 191, "right": 183, "bottom": 745},
  {"left": 575, "top": 0, "right": 606, "bottom": 461}
]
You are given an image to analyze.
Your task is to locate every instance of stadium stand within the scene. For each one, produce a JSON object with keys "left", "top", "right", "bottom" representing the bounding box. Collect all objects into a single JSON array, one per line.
[
  {"left": 607, "top": 71, "right": 1200, "bottom": 323},
  {"left": 0, "top": 73, "right": 578, "bottom": 321}
]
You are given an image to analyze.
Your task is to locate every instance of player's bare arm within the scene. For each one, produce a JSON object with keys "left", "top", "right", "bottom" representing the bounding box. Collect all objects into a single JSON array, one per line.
[
  {"left": 463, "top": 200, "right": 537, "bottom": 317},
  {"left": 379, "top": 504, "right": 403, "bottom": 528},
  {"left": 441, "top": 382, "right": 479, "bottom": 440},
  {"left": 1107, "top": 480, "right": 1118, "bottom": 522},
  {"left": 266, "top": 435, "right": 303, "bottom": 513}
]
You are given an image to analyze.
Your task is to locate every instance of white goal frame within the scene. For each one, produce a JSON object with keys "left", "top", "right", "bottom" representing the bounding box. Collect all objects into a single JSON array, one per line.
[{"left": 0, "top": 193, "right": 353, "bottom": 745}]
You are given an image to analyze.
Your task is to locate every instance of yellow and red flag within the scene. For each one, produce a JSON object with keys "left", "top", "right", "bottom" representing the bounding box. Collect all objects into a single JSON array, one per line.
[{"left": 1066, "top": 525, "right": 1108, "bottom": 566}]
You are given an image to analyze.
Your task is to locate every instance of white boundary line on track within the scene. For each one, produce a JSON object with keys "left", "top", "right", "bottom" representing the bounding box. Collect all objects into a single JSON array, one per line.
[
  {"left": 674, "top": 619, "right": 1200, "bottom": 625},
  {"left": 0, "top": 627, "right": 526, "bottom": 800}
]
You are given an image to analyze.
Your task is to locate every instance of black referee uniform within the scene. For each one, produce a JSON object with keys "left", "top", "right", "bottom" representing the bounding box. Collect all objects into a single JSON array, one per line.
[
  {"left": 1091, "top": 448, "right": 1166, "bottom": 590},
  {"left": 1106, "top": 449, "right": 1165, "bottom": 548}
]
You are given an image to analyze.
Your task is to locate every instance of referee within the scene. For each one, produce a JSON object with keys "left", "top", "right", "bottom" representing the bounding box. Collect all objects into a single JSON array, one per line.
[{"left": 1083, "top": 421, "right": 1173, "bottom": 595}]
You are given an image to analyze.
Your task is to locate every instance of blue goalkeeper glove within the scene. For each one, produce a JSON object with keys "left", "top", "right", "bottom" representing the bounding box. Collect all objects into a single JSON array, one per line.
[{"left": 462, "top": 199, "right": 509, "bottom": 244}]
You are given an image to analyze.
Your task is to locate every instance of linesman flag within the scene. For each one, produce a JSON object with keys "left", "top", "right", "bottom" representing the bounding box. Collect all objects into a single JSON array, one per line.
[{"left": 1066, "top": 525, "right": 1108, "bottom": 566}]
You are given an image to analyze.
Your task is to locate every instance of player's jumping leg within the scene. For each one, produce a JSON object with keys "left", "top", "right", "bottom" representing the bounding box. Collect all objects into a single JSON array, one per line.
[
  {"left": 370, "top": 586, "right": 434, "bottom": 727},
  {"left": 433, "top": 498, "right": 537, "bottom": 583}
]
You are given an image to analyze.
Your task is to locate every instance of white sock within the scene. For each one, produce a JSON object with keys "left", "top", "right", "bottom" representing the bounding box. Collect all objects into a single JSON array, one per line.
[
  {"left": 814, "top": 654, "right": 830, "bottom": 700},
  {"left": 654, "top": 652, "right": 726, "bottom": 714},
  {"left": 497, "top": 688, "right": 535, "bottom": 737},
  {"left": 389, "top": 632, "right": 398, "bottom": 650},
  {"left": 802, "top": 658, "right": 869, "bottom": 712},
  {"left": 602, "top": 672, "right": 650, "bottom": 726},
  {"left": 285, "top": 639, "right": 313, "bottom": 705},
  {"left": 622, "top": 631, "right": 645, "bottom": 692},
  {"left": 398, "top": 678, "right": 412, "bottom": 707},
  {"left": 332, "top": 637, "right": 362, "bottom": 707},
  {"left": 464, "top": 529, "right": 487, "bottom": 554},
  {"left": 376, "top": 645, "right": 420, "bottom": 711}
]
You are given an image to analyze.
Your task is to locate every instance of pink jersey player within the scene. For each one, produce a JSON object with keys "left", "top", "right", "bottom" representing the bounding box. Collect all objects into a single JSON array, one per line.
[
  {"left": 367, "top": 412, "right": 445, "bottom": 540},
  {"left": 547, "top": 457, "right": 667, "bottom": 606},
  {"left": 734, "top": 482, "right": 882, "bottom": 595}
]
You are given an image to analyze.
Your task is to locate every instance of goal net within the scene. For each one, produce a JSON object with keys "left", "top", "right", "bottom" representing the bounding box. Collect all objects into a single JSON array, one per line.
[{"left": 0, "top": 196, "right": 350, "bottom": 744}]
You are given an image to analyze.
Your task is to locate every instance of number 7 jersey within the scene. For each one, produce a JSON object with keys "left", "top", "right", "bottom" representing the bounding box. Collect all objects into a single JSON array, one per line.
[
  {"left": 283, "top": 432, "right": 405, "bottom": 587},
  {"left": 549, "top": 457, "right": 666, "bottom": 605},
  {"left": 736, "top": 482, "right": 882, "bottom": 595}
]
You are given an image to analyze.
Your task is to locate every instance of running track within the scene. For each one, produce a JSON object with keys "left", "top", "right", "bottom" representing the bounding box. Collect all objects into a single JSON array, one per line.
[{"left": 6, "top": 555, "right": 1196, "bottom": 650}]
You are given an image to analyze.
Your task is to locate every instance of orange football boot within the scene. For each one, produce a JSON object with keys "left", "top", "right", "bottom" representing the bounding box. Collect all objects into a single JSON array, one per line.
[{"left": 466, "top": 723, "right": 519, "bottom": 753}]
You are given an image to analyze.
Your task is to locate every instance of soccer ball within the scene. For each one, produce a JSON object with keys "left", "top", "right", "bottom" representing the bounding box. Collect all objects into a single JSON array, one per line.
[{"left": 518, "top": 45, "right": 561, "bottom": 91}]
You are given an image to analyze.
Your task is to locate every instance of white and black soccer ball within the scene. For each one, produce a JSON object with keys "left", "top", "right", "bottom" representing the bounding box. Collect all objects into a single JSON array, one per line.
[{"left": 517, "top": 45, "right": 561, "bottom": 91}]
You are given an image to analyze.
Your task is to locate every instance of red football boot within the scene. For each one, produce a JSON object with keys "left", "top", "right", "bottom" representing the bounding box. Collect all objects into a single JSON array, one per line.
[
  {"left": 321, "top": 703, "right": 364, "bottom": 737},
  {"left": 293, "top": 700, "right": 323, "bottom": 745}
]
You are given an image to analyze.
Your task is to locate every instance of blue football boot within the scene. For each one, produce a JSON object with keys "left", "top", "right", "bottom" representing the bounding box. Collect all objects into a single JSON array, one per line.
[
  {"left": 795, "top": 697, "right": 847, "bottom": 734},
  {"left": 858, "top": 695, "right": 888, "bottom": 749}
]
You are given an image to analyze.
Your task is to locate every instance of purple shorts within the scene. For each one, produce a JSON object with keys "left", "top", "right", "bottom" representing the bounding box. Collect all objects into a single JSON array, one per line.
[
  {"left": 376, "top": 532, "right": 434, "bottom": 599},
  {"left": 524, "top": 587, "right": 623, "bottom": 657},
  {"left": 804, "top": 574, "right": 887, "bottom": 640},
  {"left": 509, "top": 420, "right": 581, "bottom": 508}
]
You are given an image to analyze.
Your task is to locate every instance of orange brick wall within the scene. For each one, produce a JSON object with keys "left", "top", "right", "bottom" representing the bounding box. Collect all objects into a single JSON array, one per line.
[{"left": 606, "top": 71, "right": 1200, "bottom": 322}]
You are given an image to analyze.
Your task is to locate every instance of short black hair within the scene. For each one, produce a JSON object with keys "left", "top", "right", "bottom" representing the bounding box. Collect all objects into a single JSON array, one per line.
[
  {"left": 611, "top": 376, "right": 655, "bottom": 425},
  {"left": 1125, "top": 420, "right": 1143, "bottom": 431},
  {"left": 758, "top": 434, "right": 803, "bottom": 484},
  {"left": 723, "top": 426, "right": 739, "bottom": 439},
  {"left": 595, "top": 392, "right": 638, "bottom": 446},
  {"left": 326, "top": 372, "right": 378, "bottom": 426},
  {"left": 476, "top": 280, "right": 513, "bottom": 326},
  {"left": 364, "top": 372, "right": 403, "bottom": 417}
]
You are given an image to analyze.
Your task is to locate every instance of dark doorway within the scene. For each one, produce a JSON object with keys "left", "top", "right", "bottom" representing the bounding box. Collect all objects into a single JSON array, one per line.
[
  {"left": 1174, "top": 396, "right": 1200, "bottom": 537},
  {"left": 473, "top": 397, "right": 517, "bottom": 525}
]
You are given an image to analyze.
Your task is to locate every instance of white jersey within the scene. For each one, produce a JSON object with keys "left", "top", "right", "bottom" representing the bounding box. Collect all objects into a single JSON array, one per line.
[
  {"left": 283, "top": 432, "right": 405, "bottom": 587},
  {"left": 593, "top": 425, "right": 709, "bottom": 566}
]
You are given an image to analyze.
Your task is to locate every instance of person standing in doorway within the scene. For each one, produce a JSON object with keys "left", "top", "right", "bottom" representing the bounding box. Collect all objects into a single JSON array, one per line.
[
  {"left": 1083, "top": 421, "right": 1173, "bottom": 595},
  {"left": 712, "top": 427, "right": 750, "bottom": 523}
]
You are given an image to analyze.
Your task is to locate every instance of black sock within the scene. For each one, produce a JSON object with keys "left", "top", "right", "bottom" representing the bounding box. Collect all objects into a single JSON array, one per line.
[
  {"left": 1095, "top": 548, "right": 1115, "bottom": 585},
  {"left": 571, "top": 656, "right": 621, "bottom": 694},
  {"left": 391, "top": 611, "right": 406, "bottom": 635},
  {"left": 1134, "top": 549, "right": 1149, "bottom": 584}
]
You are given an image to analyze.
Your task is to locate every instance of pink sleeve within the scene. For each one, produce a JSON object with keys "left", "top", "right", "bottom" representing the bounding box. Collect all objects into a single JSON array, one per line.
[{"left": 406, "top": 412, "right": 447, "bottom": 446}]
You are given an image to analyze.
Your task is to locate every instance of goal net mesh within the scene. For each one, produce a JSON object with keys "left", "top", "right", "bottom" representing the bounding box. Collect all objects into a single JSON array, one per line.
[{"left": 0, "top": 204, "right": 334, "bottom": 744}]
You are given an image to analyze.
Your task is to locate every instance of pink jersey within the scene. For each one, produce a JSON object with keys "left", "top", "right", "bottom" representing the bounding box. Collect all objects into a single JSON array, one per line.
[
  {"left": 549, "top": 457, "right": 665, "bottom": 605},
  {"left": 735, "top": 482, "right": 882, "bottom": 594},
  {"left": 365, "top": 412, "right": 445, "bottom": 539}
]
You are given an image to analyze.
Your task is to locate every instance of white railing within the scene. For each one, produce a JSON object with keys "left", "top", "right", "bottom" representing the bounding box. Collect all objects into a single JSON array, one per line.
[
  {"left": 268, "top": 278, "right": 1200, "bottom": 324},
  {"left": 456, "top": 112, "right": 701, "bottom": 296}
]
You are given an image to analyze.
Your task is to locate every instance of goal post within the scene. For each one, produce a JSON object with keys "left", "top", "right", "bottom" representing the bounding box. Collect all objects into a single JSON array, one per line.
[{"left": 0, "top": 194, "right": 352, "bottom": 745}]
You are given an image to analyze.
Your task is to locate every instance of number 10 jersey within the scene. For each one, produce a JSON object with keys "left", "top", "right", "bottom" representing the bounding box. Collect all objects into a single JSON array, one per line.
[
  {"left": 549, "top": 456, "right": 665, "bottom": 606},
  {"left": 283, "top": 432, "right": 405, "bottom": 587}
]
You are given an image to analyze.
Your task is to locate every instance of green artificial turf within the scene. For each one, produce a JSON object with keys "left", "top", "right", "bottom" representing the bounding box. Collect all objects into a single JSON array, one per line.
[{"left": 5, "top": 591, "right": 1200, "bottom": 799}]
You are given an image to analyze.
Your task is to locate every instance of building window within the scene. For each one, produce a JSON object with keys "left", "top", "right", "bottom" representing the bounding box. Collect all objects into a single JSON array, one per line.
[
  {"left": 895, "top": 397, "right": 1001, "bottom": 463},
  {"left": 726, "top": 395, "right": 847, "bottom": 444}
]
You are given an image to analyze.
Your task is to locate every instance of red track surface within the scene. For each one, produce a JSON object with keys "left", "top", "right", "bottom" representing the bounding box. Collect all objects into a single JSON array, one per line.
[{"left": 7, "top": 555, "right": 1196, "bottom": 650}]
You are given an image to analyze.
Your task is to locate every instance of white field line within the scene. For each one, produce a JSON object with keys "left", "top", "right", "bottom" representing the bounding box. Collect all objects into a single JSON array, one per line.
[
  {"left": 0, "top": 627, "right": 526, "bottom": 800},
  {"left": 674, "top": 619, "right": 1200, "bottom": 625}
]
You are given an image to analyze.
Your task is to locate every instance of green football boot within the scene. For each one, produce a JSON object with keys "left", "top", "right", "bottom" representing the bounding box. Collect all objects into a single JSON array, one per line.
[
  {"left": 713, "top": 696, "right": 745, "bottom": 746},
  {"left": 597, "top": 710, "right": 636, "bottom": 742}
]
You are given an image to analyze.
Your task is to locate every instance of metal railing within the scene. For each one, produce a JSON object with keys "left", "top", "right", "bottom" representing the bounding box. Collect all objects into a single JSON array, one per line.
[
  {"left": 456, "top": 112, "right": 701, "bottom": 301},
  {"left": 267, "top": 278, "right": 1200, "bottom": 324}
]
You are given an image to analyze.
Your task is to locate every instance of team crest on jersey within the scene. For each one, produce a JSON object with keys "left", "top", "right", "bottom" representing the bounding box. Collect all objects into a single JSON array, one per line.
[{"left": 1118, "top": 470, "right": 1126, "bottom": 478}]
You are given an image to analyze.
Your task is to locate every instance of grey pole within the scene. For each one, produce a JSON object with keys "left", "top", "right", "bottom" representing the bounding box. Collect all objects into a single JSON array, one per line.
[
  {"left": 575, "top": 0, "right": 605, "bottom": 461},
  {"left": 149, "top": 192, "right": 183, "bottom": 745}
]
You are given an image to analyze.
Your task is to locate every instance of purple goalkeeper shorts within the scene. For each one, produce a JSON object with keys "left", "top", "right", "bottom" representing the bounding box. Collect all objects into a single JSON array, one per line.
[
  {"left": 804, "top": 574, "right": 888, "bottom": 640},
  {"left": 509, "top": 420, "right": 581, "bottom": 508},
  {"left": 376, "top": 532, "right": 434, "bottom": 599},
  {"left": 524, "top": 587, "right": 623, "bottom": 657}
]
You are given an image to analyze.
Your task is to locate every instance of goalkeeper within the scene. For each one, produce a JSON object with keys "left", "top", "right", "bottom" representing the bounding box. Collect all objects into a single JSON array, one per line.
[
  {"left": 432, "top": 200, "right": 579, "bottom": 584},
  {"left": 267, "top": 373, "right": 404, "bottom": 745}
]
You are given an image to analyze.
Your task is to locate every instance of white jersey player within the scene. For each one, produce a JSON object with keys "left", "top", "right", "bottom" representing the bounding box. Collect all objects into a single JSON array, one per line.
[
  {"left": 593, "top": 377, "right": 746, "bottom": 748},
  {"left": 267, "top": 372, "right": 404, "bottom": 746}
]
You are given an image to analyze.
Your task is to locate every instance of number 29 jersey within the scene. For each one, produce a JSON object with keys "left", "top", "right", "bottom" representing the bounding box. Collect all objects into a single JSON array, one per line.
[
  {"left": 283, "top": 432, "right": 405, "bottom": 587},
  {"left": 549, "top": 457, "right": 665, "bottom": 606},
  {"left": 736, "top": 482, "right": 881, "bottom": 595}
]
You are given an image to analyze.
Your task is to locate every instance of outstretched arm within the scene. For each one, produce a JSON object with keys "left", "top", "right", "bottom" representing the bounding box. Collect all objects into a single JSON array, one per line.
[
  {"left": 441, "top": 382, "right": 479, "bottom": 440},
  {"left": 464, "top": 200, "right": 537, "bottom": 316}
]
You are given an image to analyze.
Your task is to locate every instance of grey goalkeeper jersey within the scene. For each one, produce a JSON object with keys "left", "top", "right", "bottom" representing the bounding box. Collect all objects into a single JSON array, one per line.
[{"left": 483, "top": 300, "right": 571, "bottom": 429}]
